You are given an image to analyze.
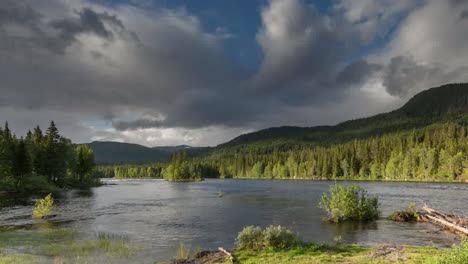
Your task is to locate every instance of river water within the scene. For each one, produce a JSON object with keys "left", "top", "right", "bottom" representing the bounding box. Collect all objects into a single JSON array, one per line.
[{"left": 0, "top": 179, "right": 467, "bottom": 263}]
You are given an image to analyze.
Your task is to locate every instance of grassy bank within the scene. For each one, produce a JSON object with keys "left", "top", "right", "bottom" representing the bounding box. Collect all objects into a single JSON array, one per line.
[
  {"left": 232, "top": 243, "right": 454, "bottom": 264},
  {"left": 166, "top": 242, "right": 467, "bottom": 264}
]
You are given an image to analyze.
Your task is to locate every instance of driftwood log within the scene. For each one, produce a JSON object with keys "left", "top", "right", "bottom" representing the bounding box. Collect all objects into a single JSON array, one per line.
[{"left": 422, "top": 205, "right": 468, "bottom": 236}]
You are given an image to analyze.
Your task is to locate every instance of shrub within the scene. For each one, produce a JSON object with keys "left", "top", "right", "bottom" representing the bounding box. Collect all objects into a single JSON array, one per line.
[
  {"left": 236, "top": 225, "right": 298, "bottom": 251},
  {"left": 319, "top": 184, "right": 379, "bottom": 223},
  {"left": 236, "top": 226, "right": 264, "bottom": 250},
  {"left": 32, "top": 193, "right": 54, "bottom": 219},
  {"left": 262, "top": 225, "right": 299, "bottom": 250}
]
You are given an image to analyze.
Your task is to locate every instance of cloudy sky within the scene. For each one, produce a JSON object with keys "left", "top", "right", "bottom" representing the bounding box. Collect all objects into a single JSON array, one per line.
[{"left": 1, "top": 0, "right": 468, "bottom": 146}]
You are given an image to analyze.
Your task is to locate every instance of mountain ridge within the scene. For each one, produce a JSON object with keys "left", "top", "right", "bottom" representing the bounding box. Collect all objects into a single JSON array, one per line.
[{"left": 89, "top": 83, "right": 468, "bottom": 164}]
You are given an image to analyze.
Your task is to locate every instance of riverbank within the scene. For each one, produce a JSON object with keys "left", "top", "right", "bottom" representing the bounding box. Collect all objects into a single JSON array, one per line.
[{"left": 165, "top": 242, "right": 467, "bottom": 264}]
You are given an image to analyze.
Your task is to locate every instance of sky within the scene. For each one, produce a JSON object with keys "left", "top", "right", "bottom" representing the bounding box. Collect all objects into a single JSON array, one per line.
[{"left": 1, "top": 0, "right": 468, "bottom": 147}]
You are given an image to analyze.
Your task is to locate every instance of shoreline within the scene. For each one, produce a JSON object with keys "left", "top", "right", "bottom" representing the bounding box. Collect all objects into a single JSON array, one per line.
[{"left": 105, "top": 177, "right": 468, "bottom": 184}]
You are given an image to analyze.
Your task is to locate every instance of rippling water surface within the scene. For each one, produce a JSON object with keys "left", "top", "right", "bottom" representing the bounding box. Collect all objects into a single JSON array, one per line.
[{"left": 1, "top": 179, "right": 467, "bottom": 263}]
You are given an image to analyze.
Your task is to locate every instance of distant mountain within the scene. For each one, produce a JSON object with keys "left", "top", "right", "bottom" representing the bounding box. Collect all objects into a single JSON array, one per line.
[
  {"left": 87, "top": 141, "right": 171, "bottom": 165},
  {"left": 152, "top": 145, "right": 193, "bottom": 153},
  {"left": 216, "top": 83, "right": 468, "bottom": 150}
]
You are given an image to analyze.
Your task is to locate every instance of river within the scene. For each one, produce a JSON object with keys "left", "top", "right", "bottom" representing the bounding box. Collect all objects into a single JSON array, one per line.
[{"left": 0, "top": 179, "right": 467, "bottom": 263}]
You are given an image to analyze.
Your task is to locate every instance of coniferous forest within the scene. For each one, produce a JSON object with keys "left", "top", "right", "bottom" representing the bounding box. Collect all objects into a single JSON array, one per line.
[
  {"left": 0, "top": 121, "right": 97, "bottom": 192},
  {"left": 96, "top": 122, "right": 468, "bottom": 182}
]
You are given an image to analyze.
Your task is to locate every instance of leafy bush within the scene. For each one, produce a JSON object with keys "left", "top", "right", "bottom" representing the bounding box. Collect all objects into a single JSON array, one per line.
[
  {"left": 236, "top": 226, "right": 264, "bottom": 250},
  {"left": 32, "top": 193, "right": 54, "bottom": 219},
  {"left": 319, "top": 184, "right": 379, "bottom": 223},
  {"left": 236, "top": 225, "right": 298, "bottom": 251},
  {"left": 436, "top": 240, "right": 468, "bottom": 264},
  {"left": 263, "top": 225, "right": 298, "bottom": 250}
]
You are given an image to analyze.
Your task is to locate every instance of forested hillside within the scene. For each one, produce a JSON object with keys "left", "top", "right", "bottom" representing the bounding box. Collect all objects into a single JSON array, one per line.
[
  {"left": 87, "top": 142, "right": 202, "bottom": 165},
  {"left": 218, "top": 83, "right": 468, "bottom": 150},
  {"left": 87, "top": 141, "right": 171, "bottom": 165},
  {"left": 97, "top": 83, "right": 468, "bottom": 182}
]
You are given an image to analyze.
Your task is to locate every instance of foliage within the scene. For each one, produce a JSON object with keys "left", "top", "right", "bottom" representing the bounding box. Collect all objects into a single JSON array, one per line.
[
  {"left": 32, "top": 193, "right": 54, "bottom": 219},
  {"left": 390, "top": 202, "right": 420, "bottom": 222},
  {"left": 319, "top": 184, "right": 379, "bottom": 223},
  {"left": 0, "top": 121, "right": 96, "bottom": 192},
  {"left": 96, "top": 164, "right": 164, "bottom": 179},
  {"left": 236, "top": 226, "right": 299, "bottom": 251},
  {"left": 163, "top": 151, "right": 205, "bottom": 182},
  {"left": 236, "top": 226, "right": 264, "bottom": 251}
]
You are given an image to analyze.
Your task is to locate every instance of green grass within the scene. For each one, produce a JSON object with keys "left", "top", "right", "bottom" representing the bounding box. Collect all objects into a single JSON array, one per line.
[{"left": 233, "top": 244, "right": 443, "bottom": 264}]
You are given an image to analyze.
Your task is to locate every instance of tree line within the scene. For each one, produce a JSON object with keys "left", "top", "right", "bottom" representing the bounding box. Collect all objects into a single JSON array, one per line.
[
  {"left": 102, "top": 122, "right": 467, "bottom": 182},
  {"left": 0, "top": 121, "right": 97, "bottom": 192},
  {"left": 199, "top": 122, "right": 468, "bottom": 181}
]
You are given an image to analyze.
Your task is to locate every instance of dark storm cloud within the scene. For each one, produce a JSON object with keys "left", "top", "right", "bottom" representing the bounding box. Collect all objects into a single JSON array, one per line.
[
  {"left": 382, "top": 56, "right": 468, "bottom": 97},
  {"left": 336, "top": 60, "right": 382, "bottom": 85},
  {"left": 3, "top": 0, "right": 468, "bottom": 146},
  {"left": 460, "top": 10, "right": 468, "bottom": 19},
  {"left": 50, "top": 8, "right": 124, "bottom": 42},
  {"left": 0, "top": 0, "right": 41, "bottom": 25},
  {"left": 0, "top": 0, "right": 420, "bottom": 135}
]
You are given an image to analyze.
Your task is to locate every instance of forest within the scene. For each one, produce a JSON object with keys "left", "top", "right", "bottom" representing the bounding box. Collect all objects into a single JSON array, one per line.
[
  {"left": 0, "top": 121, "right": 97, "bottom": 192},
  {"left": 96, "top": 121, "right": 468, "bottom": 182}
]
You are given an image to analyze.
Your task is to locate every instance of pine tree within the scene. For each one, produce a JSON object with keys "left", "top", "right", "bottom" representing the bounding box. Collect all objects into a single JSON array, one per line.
[{"left": 13, "top": 138, "right": 32, "bottom": 187}]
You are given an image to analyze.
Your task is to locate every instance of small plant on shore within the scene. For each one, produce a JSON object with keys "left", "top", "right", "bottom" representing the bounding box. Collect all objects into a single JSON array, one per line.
[
  {"left": 390, "top": 202, "right": 420, "bottom": 222},
  {"left": 319, "top": 184, "right": 379, "bottom": 223},
  {"left": 32, "top": 193, "right": 54, "bottom": 219},
  {"left": 262, "top": 225, "right": 299, "bottom": 250},
  {"left": 236, "top": 226, "right": 264, "bottom": 251},
  {"left": 176, "top": 242, "right": 191, "bottom": 260},
  {"left": 236, "top": 225, "right": 298, "bottom": 251}
]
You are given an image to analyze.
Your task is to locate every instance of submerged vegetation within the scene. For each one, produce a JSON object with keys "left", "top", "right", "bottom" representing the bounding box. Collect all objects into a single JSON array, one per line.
[
  {"left": 0, "top": 228, "right": 132, "bottom": 264},
  {"left": 319, "top": 184, "right": 379, "bottom": 223},
  {"left": 0, "top": 121, "right": 98, "bottom": 192},
  {"left": 390, "top": 202, "right": 421, "bottom": 222},
  {"left": 31, "top": 193, "right": 54, "bottom": 219}
]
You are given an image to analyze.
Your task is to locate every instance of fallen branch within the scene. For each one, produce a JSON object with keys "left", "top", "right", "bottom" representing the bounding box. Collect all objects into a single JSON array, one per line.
[
  {"left": 218, "top": 247, "right": 234, "bottom": 263},
  {"left": 422, "top": 205, "right": 468, "bottom": 236}
]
